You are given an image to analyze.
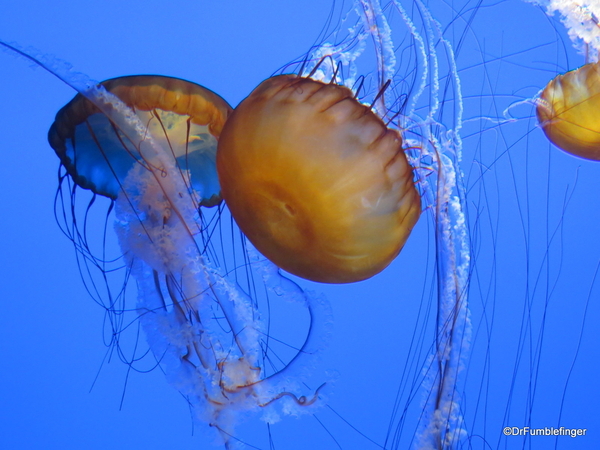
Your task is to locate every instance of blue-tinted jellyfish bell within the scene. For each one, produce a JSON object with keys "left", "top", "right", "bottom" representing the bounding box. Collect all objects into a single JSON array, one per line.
[{"left": 48, "top": 75, "right": 228, "bottom": 206}]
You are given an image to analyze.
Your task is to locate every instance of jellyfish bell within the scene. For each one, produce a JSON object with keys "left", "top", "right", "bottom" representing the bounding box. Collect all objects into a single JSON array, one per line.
[
  {"left": 217, "top": 74, "right": 422, "bottom": 284},
  {"left": 537, "top": 62, "right": 600, "bottom": 161},
  {"left": 48, "top": 75, "right": 232, "bottom": 206}
]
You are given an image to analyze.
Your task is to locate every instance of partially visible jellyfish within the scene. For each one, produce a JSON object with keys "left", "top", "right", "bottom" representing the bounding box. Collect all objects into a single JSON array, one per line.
[
  {"left": 537, "top": 62, "right": 600, "bottom": 160},
  {"left": 534, "top": 1, "right": 600, "bottom": 160}
]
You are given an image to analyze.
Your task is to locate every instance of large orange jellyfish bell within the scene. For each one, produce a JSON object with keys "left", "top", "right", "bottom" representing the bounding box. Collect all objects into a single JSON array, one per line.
[
  {"left": 48, "top": 75, "right": 232, "bottom": 206},
  {"left": 217, "top": 75, "right": 421, "bottom": 283},
  {"left": 537, "top": 62, "right": 600, "bottom": 160}
]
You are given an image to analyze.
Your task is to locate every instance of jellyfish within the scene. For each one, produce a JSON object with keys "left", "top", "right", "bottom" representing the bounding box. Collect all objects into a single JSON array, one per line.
[
  {"left": 537, "top": 62, "right": 600, "bottom": 160},
  {"left": 2, "top": 1, "right": 600, "bottom": 449},
  {"left": 534, "top": 0, "right": 600, "bottom": 160},
  {"left": 20, "top": 67, "right": 330, "bottom": 447},
  {"left": 217, "top": 74, "right": 422, "bottom": 283}
]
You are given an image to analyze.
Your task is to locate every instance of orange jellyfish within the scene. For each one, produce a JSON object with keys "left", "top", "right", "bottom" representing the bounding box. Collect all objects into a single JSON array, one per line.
[
  {"left": 217, "top": 74, "right": 422, "bottom": 283},
  {"left": 537, "top": 62, "right": 600, "bottom": 160}
]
